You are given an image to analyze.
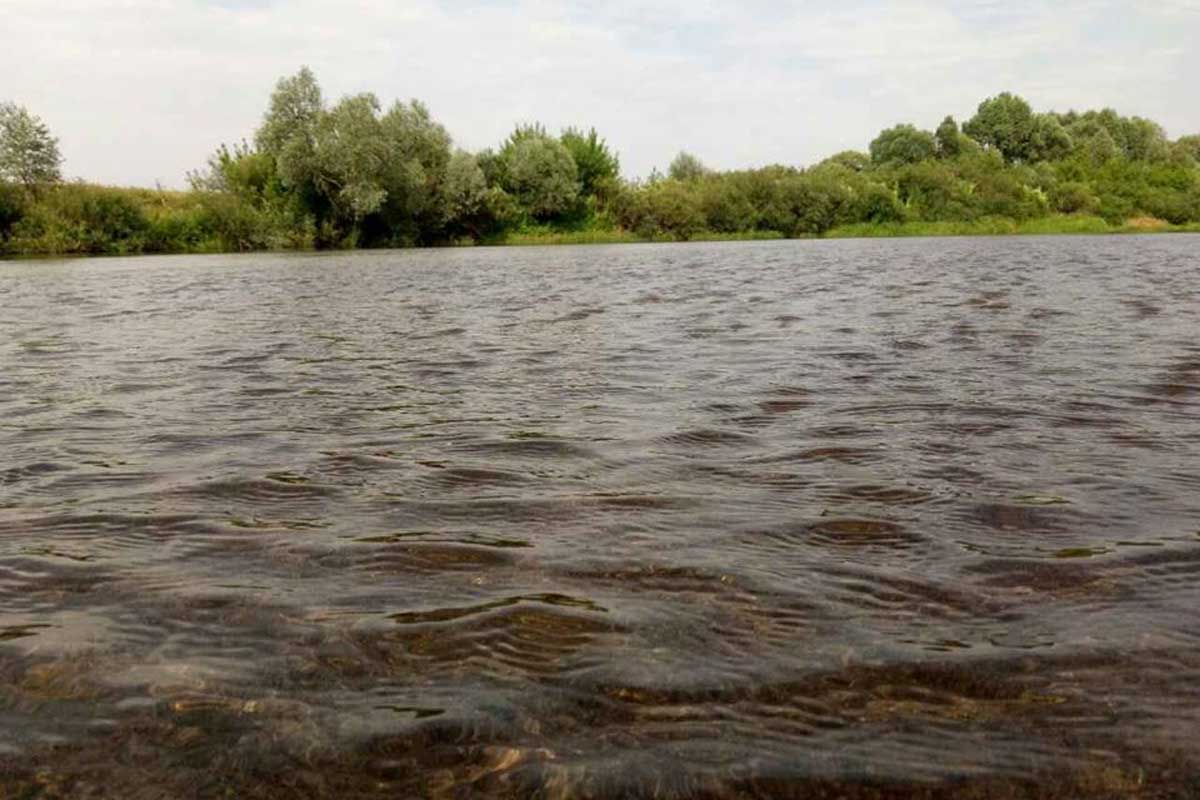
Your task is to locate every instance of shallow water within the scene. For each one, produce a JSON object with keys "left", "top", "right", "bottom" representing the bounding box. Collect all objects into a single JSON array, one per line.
[{"left": 1, "top": 236, "right": 1199, "bottom": 797}]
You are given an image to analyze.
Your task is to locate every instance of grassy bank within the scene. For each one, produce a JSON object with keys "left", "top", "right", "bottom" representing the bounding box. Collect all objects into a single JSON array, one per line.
[
  {"left": 825, "top": 215, "right": 1200, "bottom": 239},
  {"left": 3, "top": 184, "right": 1198, "bottom": 259},
  {"left": 486, "top": 227, "right": 786, "bottom": 247},
  {"left": 486, "top": 215, "right": 1198, "bottom": 247},
  {"left": 6, "top": 78, "right": 1200, "bottom": 259},
  {"left": 0, "top": 182, "right": 310, "bottom": 257}
]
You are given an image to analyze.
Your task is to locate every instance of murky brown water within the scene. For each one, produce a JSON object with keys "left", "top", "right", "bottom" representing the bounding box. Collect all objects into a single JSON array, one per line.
[{"left": 2, "top": 236, "right": 1199, "bottom": 798}]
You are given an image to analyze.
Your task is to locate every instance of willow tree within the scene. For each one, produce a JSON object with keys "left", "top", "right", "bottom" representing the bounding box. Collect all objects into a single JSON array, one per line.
[
  {"left": 501, "top": 131, "right": 579, "bottom": 221},
  {"left": 253, "top": 67, "right": 328, "bottom": 228},
  {"left": 251, "top": 68, "right": 458, "bottom": 242},
  {"left": 439, "top": 150, "right": 490, "bottom": 237},
  {"left": 308, "top": 93, "right": 391, "bottom": 226},
  {"left": 256, "top": 67, "right": 323, "bottom": 157},
  {"left": 377, "top": 99, "right": 453, "bottom": 238}
]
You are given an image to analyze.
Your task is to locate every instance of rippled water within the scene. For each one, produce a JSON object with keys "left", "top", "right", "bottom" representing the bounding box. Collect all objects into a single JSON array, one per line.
[{"left": 2, "top": 236, "right": 1199, "bottom": 797}]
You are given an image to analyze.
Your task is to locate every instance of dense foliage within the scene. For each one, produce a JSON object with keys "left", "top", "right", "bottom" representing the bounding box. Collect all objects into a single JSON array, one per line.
[
  {"left": 0, "top": 103, "right": 62, "bottom": 191},
  {"left": 2, "top": 76, "right": 1199, "bottom": 256}
]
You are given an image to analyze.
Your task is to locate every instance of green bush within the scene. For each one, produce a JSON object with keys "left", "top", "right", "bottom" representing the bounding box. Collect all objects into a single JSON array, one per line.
[
  {"left": 8, "top": 184, "right": 149, "bottom": 254},
  {"left": 1052, "top": 181, "right": 1098, "bottom": 214},
  {"left": 0, "top": 182, "right": 25, "bottom": 243}
]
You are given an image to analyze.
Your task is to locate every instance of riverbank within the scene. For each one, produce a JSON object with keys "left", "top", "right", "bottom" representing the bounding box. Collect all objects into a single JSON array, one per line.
[
  {"left": 824, "top": 215, "right": 1200, "bottom": 238},
  {"left": 3, "top": 181, "right": 1197, "bottom": 260},
  {"left": 494, "top": 215, "right": 1200, "bottom": 247},
  {"left": 6, "top": 81, "right": 1200, "bottom": 260}
]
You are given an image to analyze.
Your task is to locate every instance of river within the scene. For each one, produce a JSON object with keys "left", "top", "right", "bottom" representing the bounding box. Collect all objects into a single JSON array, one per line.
[{"left": 1, "top": 236, "right": 1198, "bottom": 797}]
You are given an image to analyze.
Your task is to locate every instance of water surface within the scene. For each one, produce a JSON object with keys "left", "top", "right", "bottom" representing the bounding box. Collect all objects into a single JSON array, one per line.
[{"left": 2, "top": 237, "right": 1199, "bottom": 797}]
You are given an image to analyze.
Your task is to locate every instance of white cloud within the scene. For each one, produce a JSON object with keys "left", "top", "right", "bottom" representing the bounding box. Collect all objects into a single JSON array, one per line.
[{"left": 1, "top": 0, "right": 1196, "bottom": 187}]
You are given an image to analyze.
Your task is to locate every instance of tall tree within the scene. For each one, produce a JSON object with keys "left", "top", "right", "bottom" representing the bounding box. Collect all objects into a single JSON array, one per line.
[
  {"left": 1026, "top": 114, "right": 1073, "bottom": 162},
  {"left": 869, "top": 124, "right": 937, "bottom": 165},
  {"left": 377, "top": 99, "right": 453, "bottom": 234},
  {"left": 935, "top": 116, "right": 962, "bottom": 159},
  {"left": 439, "top": 150, "right": 489, "bottom": 235},
  {"left": 308, "top": 93, "right": 390, "bottom": 226},
  {"left": 256, "top": 67, "right": 324, "bottom": 156},
  {"left": 560, "top": 127, "right": 620, "bottom": 197},
  {"left": 668, "top": 151, "right": 709, "bottom": 182},
  {"left": 0, "top": 102, "right": 63, "bottom": 190},
  {"left": 964, "top": 92, "right": 1036, "bottom": 162},
  {"left": 1174, "top": 135, "right": 1200, "bottom": 164},
  {"left": 1121, "top": 117, "right": 1169, "bottom": 162}
]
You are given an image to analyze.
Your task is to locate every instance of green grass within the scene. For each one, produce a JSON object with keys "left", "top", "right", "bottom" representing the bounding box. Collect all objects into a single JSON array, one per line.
[
  {"left": 489, "top": 227, "right": 785, "bottom": 247},
  {"left": 689, "top": 230, "right": 786, "bottom": 242},
  {"left": 825, "top": 214, "right": 1200, "bottom": 239},
  {"left": 488, "top": 228, "right": 644, "bottom": 246}
]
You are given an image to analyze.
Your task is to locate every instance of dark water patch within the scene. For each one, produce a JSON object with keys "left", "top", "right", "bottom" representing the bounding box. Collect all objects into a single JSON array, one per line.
[
  {"left": 1117, "top": 546, "right": 1200, "bottom": 603},
  {"left": 963, "top": 292, "right": 1011, "bottom": 310},
  {"left": 176, "top": 476, "right": 339, "bottom": 504},
  {"left": 804, "top": 518, "right": 924, "bottom": 549},
  {"left": 388, "top": 593, "right": 606, "bottom": 625},
  {"left": 0, "top": 559, "right": 118, "bottom": 615},
  {"left": 757, "top": 395, "right": 811, "bottom": 414},
  {"left": 0, "top": 460, "right": 69, "bottom": 484},
  {"left": 750, "top": 446, "right": 882, "bottom": 465},
  {"left": 549, "top": 307, "right": 605, "bottom": 323},
  {"left": 915, "top": 463, "right": 986, "bottom": 484},
  {"left": 968, "top": 503, "right": 1078, "bottom": 534},
  {"left": 825, "top": 349, "right": 879, "bottom": 365},
  {"left": 424, "top": 465, "right": 533, "bottom": 489},
  {"left": 1122, "top": 298, "right": 1162, "bottom": 319},
  {"left": 591, "top": 492, "right": 697, "bottom": 510},
  {"left": 818, "top": 484, "right": 935, "bottom": 506},
  {"left": 316, "top": 450, "right": 415, "bottom": 477},
  {"left": 813, "top": 567, "right": 1003, "bottom": 623},
  {"left": 929, "top": 420, "right": 1015, "bottom": 437},
  {"left": 1106, "top": 430, "right": 1173, "bottom": 450},
  {"left": 358, "top": 531, "right": 533, "bottom": 549},
  {"left": 1146, "top": 355, "right": 1200, "bottom": 398},
  {"left": 945, "top": 320, "right": 979, "bottom": 342},
  {"left": 659, "top": 428, "right": 758, "bottom": 447},
  {"left": 410, "top": 326, "right": 467, "bottom": 339},
  {"left": 0, "top": 623, "right": 54, "bottom": 641},
  {"left": 1007, "top": 329, "right": 1042, "bottom": 346},
  {"left": 964, "top": 558, "right": 1126, "bottom": 600},
  {"left": 0, "top": 511, "right": 226, "bottom": 543},
  {"left": 452, "top": 437, "right": 597, "bottom": 459},
  {"left": 804, "top": 423, "right": 878, "bottom": 439},
  {"left": 333, "top": 542, "right": 520, "bottom": 575}
]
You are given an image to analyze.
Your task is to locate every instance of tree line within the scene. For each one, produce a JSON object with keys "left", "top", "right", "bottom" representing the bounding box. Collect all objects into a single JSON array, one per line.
[{"left": 3, "top": 70, "right": 1200, "bottom": 255}]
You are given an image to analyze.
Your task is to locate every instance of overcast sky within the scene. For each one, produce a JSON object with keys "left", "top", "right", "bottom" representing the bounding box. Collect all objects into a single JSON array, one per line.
[{"left": 2, "top": 0, "right": 1197, "bottom": 187}]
